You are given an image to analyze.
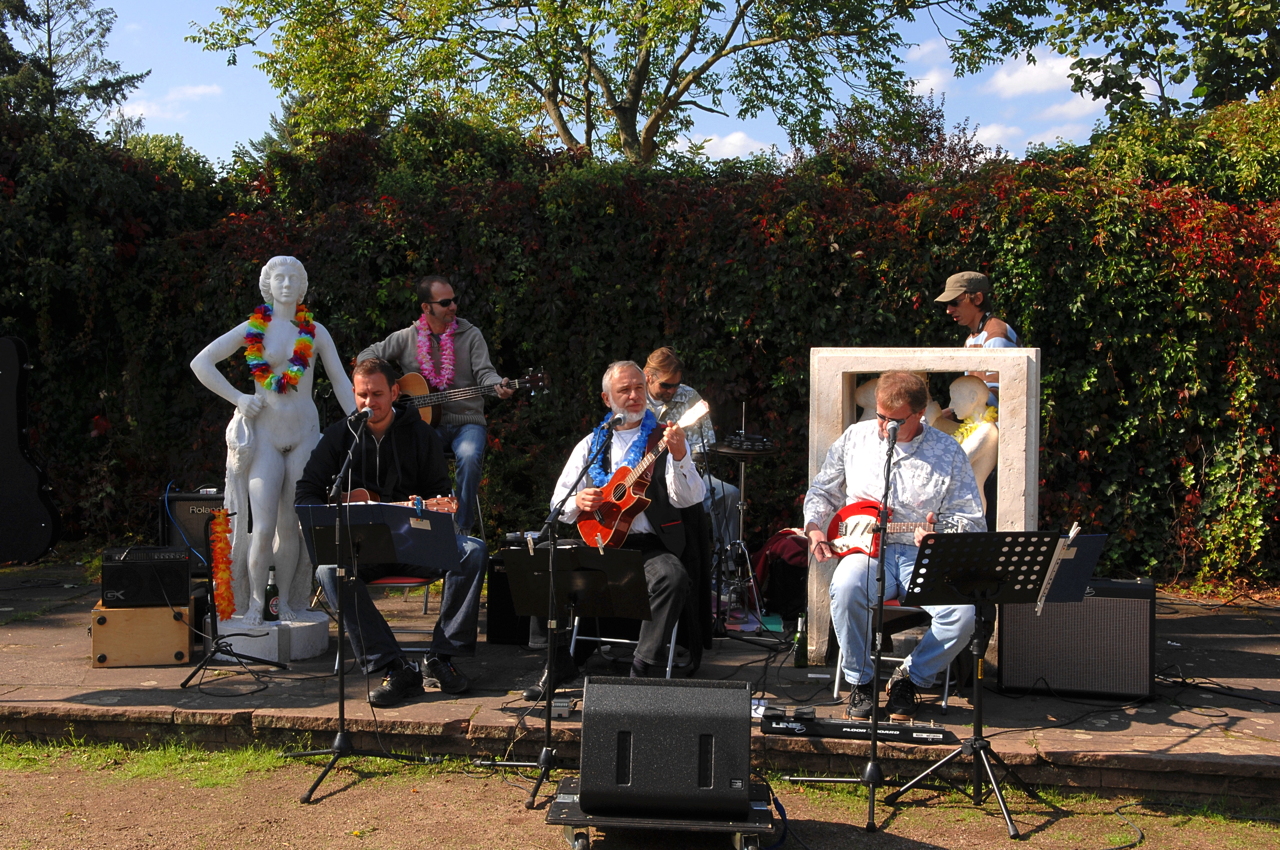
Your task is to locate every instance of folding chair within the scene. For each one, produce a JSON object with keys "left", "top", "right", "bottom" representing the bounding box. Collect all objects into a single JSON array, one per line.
[{"left": 569, "top": 616, "right": 682, "bottom": 678}]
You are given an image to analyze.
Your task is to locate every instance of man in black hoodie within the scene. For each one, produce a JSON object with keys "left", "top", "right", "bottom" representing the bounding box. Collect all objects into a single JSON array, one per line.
[{"left": 296, "top": 358, "right": 487, "bottom": 707}]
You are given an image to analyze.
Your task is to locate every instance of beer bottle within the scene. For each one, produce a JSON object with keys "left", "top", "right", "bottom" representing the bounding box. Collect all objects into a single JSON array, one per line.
[
  {"left": 793, "top": 613, "right": 808, "bottom": 668},
  {"left": 264, "top": 565, "right": 280, "bottom": 622}
]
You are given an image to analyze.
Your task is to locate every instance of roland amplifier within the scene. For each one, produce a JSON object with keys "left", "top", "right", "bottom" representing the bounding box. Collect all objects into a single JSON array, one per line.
[
  {"left": 160, "top": 490, "right": 223, "bottom": 575},
  {"left": 998, "top": 577, "right": 1155, "bottom": 698},
  {"left": 101, "top": 546, "right": 191, "bottom": 608}
]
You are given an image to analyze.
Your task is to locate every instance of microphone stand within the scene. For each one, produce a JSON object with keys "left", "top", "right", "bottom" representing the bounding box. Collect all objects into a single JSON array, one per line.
[
  {"left": 284, "top": 410, "right": 437, "bottom": 803},
  {"left": 478, "top": 415, "right": 621, "bottom": 809},
  {"left": 862, "top": 419, "right": 899, "bottom": 832}
]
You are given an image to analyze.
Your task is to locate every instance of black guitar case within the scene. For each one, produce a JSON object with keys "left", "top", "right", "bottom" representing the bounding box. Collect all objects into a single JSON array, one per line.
[{"left": 0, "top": 337, "right": 60, "bottom": 562}]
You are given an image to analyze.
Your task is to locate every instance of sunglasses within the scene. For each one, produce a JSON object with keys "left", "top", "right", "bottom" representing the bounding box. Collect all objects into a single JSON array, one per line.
[
  {"left": 876, "top": 412, "right": 909, "bottom": 426},
  {"left": 427, "top": 298, "right": 458, "bottom": 308},
  {"left": 657, "top": 380, "right": 680, "bottom": 390}
]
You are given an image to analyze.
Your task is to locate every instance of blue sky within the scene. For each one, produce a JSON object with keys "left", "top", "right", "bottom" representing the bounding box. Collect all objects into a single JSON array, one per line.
[{"left": 101, "top": 1, "right": 1107, "bottom": 166}]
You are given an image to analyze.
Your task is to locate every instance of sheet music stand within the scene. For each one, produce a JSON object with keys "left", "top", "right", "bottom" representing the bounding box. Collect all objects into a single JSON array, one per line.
[
  {"left": 300, "top": 503, "right": 460, "bottom": 574},
  {"left": 502, "top": 546, "right": 650, "bottom": 622},
  {"left": 884, "top": 531, "right": 1060, "bottom": 839}
]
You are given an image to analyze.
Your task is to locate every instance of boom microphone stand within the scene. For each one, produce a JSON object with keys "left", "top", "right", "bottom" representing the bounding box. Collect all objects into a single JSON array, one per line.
[
  {"left": 477, "top": 414, "right": 623, "bottom": 808},
  {"left": 860, "top": 419, "right": 900, "bottom": 831},
  {"left": 284, "top": 412, "right": 438, "bottom": 803}
]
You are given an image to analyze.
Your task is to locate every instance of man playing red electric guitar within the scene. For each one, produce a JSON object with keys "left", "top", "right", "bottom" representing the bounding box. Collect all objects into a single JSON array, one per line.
[
  {"left": 528, "top": 361, "right": 705, "bottom": 697},
  {"left": 804, "top": 371, "right": 984, "bottom": 722}
]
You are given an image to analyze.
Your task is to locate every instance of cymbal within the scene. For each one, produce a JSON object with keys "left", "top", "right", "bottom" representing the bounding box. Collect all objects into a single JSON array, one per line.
[{"left": 709, "top": 443, "right": 779, "bottom": 459}]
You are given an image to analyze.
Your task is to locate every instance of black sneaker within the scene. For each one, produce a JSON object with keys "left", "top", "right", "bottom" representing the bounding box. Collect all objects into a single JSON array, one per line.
[
  {"left": 886, "top": 670, "right": 919, "bottom": 721},
  {"left": 368, "top": 659, "right": 424, "bottom": 707},
  {"left": 846, "top": 682, "right": 877, "bottom": 720},
  {"left": 424, "top": 654, "right": 470, "bottom": 694}
]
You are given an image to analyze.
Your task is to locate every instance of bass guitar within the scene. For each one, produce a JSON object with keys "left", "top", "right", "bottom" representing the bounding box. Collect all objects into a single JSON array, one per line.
[
  {"left": 577, "top": 401, "right": 709, "bottom": 549},
  {"left": 0, "top": 337, "right": 60, "bottom": 562},
  {"left": 397, "top": 369, "right": 546, "bottom": 426},
  {"left": 826, "top": 500, "right": 935, "bottom": 558}
]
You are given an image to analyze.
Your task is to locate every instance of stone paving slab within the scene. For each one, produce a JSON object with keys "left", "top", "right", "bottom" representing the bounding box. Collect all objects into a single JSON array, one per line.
[{"left": 1, "top": 565, "right": 1278, "bottom": 798}]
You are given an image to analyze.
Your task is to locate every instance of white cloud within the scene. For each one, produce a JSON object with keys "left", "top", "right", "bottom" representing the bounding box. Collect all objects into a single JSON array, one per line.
[
  {"left": 911, "top": 66, "right": 953, "bottom": 97},
  {"left": 675, "top": 131, "right": 774, "bottom": 159},
  {"left": 1037, "top": 95, "right": 1101, "bottom": 121},
  {"left": 973, "top": 123, "right": 1024, "bottom": 148},
  {"left": 986, "top": 54, "right": 1076, "bottom": 98},
  {"left": 121, "top": 84, "right": 224, "bottom": 121},
  {"left": 906, "top": 39, "right": 946, "bottom": 63}
]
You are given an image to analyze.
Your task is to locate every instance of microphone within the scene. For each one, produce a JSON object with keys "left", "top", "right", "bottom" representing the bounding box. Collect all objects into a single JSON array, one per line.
[
  {"left": 351, "top": 407, "right": 372, "bottom": 423},
  {"left": 608, "top": 412, "right": 626, "bottom": 430},
  {"left": 885, "top": 420, "right": 900, "bottom": 442}
]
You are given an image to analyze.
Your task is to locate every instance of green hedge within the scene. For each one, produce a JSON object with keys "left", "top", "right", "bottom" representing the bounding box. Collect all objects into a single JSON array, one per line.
[{"left": 3, "top": 107, "right": 1278, "bottom": 586}]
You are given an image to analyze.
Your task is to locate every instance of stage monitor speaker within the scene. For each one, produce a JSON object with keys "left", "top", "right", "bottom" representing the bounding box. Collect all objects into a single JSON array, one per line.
[
  {"left": 998, "top": 577, "right": 1154, "bottom": 698},
  {"left": 579, "top": 676, "right": 751, "bottom": 820},
  {"left": 160, "top": 491, "right": 223, "bottom": 575},
  {"left": 102, "top": 546, "right": 191, "bottom": 608}
]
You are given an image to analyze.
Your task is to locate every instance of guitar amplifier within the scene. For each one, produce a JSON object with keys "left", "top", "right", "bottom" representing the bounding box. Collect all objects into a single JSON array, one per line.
[
  {"left": 159, "top": 490, "right": 223, "bottom": 576},
  {"left": 101, "top": 546, "right": 191, "bottom": 608},
  {"left": 998, "top": 577, "right": 1155, "bottom": 698}
]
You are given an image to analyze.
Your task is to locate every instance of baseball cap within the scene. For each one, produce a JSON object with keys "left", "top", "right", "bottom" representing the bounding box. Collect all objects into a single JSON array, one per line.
[{"left": 934, "top": 271, "right": 992, "bottom": 302}]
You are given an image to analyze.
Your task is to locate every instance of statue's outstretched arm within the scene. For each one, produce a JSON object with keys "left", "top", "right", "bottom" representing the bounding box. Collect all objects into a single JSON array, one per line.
[
  {"left": 191, "top": 323, "right": 263, "bottom": 418},
  {"left": 314, "top": 323, "right": 356, "bottom": 416}
]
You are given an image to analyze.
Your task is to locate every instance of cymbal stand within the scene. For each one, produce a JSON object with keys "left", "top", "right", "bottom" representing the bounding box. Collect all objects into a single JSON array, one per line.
[{"left": 714, "top": 442, "right": 783, "bottom": 649}]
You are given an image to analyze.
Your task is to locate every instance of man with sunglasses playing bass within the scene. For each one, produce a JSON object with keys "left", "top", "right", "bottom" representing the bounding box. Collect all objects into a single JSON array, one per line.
[
  {"left": 803, "top": 371, "right": 985, "bottom": 723},
  {"left": 358, "top": 275, "right": 514, "bottom": 536}
]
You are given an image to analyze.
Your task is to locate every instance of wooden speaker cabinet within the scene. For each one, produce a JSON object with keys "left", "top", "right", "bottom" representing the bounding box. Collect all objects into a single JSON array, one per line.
[{"left": 90, "top": 602, "right": 193, "bottom": 668}]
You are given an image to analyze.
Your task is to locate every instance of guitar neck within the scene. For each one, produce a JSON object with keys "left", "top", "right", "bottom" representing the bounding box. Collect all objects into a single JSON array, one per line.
[{"left": 405, "top": 378, "right": 526, "bottom": 410}]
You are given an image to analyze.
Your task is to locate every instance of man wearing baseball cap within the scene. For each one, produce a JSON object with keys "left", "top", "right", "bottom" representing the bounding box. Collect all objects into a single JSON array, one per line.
[{"left": 934, "top": 271, "right": 1019, "bottom": 405}]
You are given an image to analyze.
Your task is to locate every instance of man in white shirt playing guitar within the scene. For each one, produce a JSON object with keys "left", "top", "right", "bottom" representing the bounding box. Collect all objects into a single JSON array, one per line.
[{"left": 803, "top": 371, "right": 985, "bottom": 721}]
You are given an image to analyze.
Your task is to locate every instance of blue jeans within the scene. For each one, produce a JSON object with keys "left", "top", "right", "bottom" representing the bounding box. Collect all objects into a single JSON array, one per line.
[
  {"left": 829, "top": 543, "right": 974, "bottom": 688},
  {"left": 316, "top": 535, "right": 487, "bottom": 673},
  {"left": 434, "top": 422, "right": 486, "bottom": 535}
]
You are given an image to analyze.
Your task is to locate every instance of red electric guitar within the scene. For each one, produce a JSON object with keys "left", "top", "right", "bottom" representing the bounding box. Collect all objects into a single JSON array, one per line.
[
  {"left": 826, "top": 500, "right": 935, "bottom": 558},
  {"left": 576, "top": 401, "right": 709, "bottom": 549}
]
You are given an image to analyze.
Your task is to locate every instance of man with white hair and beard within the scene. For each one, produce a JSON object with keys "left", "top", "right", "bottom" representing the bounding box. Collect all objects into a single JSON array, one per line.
[{"left": 525, "top": 361, "right": 705, "bottom": 699}]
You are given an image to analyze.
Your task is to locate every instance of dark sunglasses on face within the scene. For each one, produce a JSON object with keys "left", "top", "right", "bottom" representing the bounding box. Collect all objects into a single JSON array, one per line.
[
  {"left": 658, "top": 381, "right": 680, "bottom": 390},
  {"left": 876, "top": 412, "right": 909, "bottom": 426},
  {"left": 428, "top": 298, "right": 458, "bottom": 308}
]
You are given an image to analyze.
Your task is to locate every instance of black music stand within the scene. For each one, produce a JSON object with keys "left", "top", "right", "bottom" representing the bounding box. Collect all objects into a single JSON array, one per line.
[
  {"left": 285, "top": 502, "right": 459, "bottom": 803},
  {"left": 883, "top": 530, "right": 1059, "bottom": 839}
]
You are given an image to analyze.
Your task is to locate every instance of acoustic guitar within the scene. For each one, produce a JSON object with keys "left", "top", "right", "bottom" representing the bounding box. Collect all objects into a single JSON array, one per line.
[
  {"left": 396, "top": 369, "right": 546, "bottom": 426},
  {"left": 0, "top": 337, "right": 60, "bottom": 562},
  {"left": 825, "top": 500, "right": 936, "bottom": 558},
  {"left": 576, "top": 401, "right": 709, "bottom": 549},
  {"left": 342, "top": 490, "right": 458, "bottom": 513}
]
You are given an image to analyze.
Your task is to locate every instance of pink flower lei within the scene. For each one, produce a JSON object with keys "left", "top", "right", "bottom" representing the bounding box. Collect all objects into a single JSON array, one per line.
[{"left": 416, "top": 313, "right": 457, "bottom": 389}]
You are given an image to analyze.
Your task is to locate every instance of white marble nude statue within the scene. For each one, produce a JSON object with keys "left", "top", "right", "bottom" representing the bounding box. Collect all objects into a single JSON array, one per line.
[{"left": 190, "top": 256, "right": 355, "bottom": 625}]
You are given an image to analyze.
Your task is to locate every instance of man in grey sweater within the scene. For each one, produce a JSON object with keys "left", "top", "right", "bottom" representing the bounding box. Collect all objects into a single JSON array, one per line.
[{"left": 358, "top": 275, "right": 513, "bottom": 535}]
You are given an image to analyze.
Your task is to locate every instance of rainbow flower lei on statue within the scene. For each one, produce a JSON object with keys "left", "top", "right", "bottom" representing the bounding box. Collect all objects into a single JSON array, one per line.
[
  {"left": 209, "top": 508, "right": 234, "bottom": 621},
  {"left": 244, "top": 303, "right": 315, "bottom": 393},
  {"left": 416, "top": 314, "right": 457, "bottom": 390}
]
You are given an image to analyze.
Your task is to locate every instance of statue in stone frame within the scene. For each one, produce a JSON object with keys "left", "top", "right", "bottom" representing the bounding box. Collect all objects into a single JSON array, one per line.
[
  {"left": 190, "top": 257, "right": 355, "bottom": 625},
  {"left": 944, "top": 375, "right": 999, "bottom": 513}
]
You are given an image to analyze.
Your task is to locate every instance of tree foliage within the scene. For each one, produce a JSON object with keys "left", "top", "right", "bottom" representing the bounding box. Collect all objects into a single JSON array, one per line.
[
  {"left": 9, "top": 0, "right": 147, "bottom": 122},
  {"left": 190, "top": 0, "right": 1060, "bottom": 164}
]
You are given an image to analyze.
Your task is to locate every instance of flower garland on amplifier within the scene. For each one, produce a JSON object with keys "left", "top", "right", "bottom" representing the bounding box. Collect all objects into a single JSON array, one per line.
[
  {"left": 209, "top": 508, "right": 234, "bottom": 621},
  {"left": 244, "top": 303, "right": 315, "bottom": 393}
]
